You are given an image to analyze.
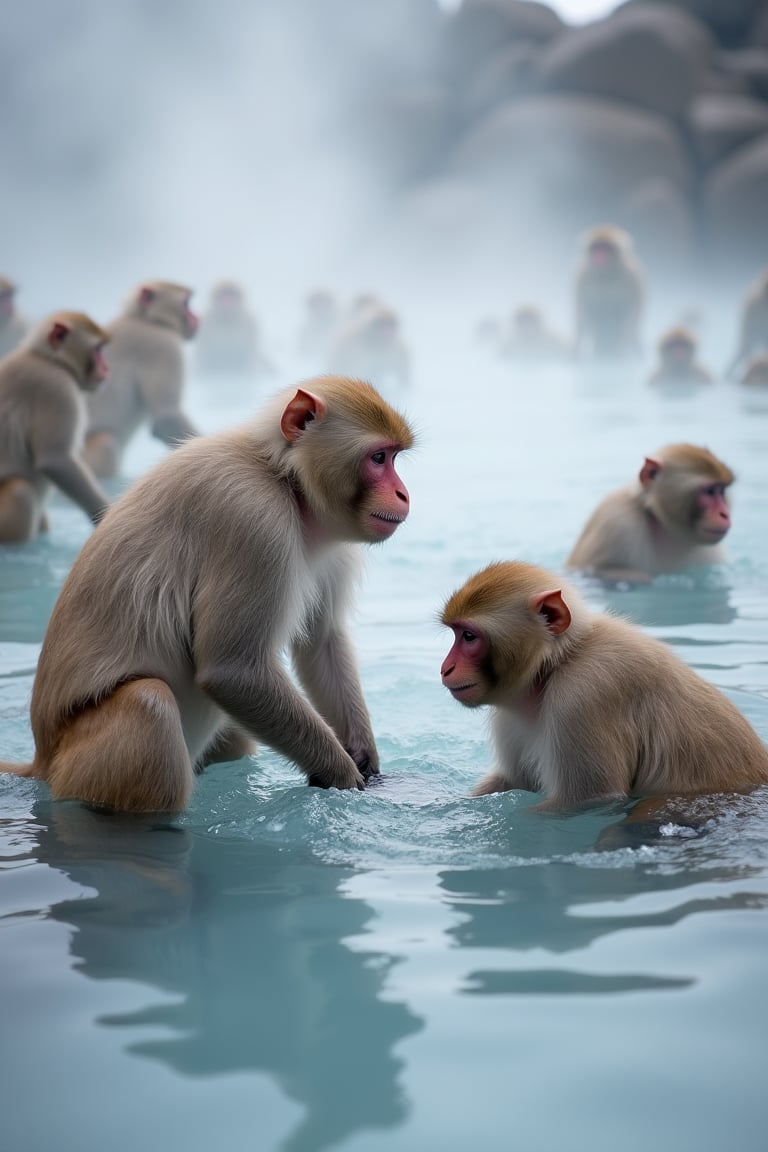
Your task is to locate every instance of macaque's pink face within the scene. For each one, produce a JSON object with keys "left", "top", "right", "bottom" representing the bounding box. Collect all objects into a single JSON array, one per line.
[
  {"left": 589, "top": 241, "right": 616, "bottom": 268},
  {"left": 360, "top": 443, "right": 409, "bottom": 541},
  {"left": 441, "top": 623, "right": 491, "bottom": 707},
  {"left": 214, "top": 288, "right": 241, "bottom": 314},
  {"left": 0, "top": 291, "right": 13, "bottom": 319},
  {"left": 89, "top": 343, "right": 110, "bottom": 387},
  {"left": 695, "top": 482, "right": 731, "bottom": 543},
  {"left": 667, "top": 339, "right": 692, "bottom": 363},
  {"left": 183, "top": 296, "right": 199, "bottom": 339}
]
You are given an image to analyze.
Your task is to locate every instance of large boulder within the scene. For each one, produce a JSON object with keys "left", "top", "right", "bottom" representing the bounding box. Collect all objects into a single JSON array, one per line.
[
  {"left": 620, "top": 0, "right": 765, "bottom": 50},
  {"left": 703, "top": 133, "right": 768, "bottom": 271},
  {"left": 538, "top": 4, "right": 712, "bottom": 121},
  {"left": 689, "top": 93, "right": 768, "bottom": 168},
  {"left": 717, "top": 49, "right": 768, "bottom": 100}
]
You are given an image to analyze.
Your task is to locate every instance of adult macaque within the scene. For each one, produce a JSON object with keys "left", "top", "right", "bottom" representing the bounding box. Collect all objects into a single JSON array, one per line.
[
  {"left": 0, "top": 375, "right": 414, "bottom": 812},
  {"left": 740, "top": 353, "right": 768, "bottom": 388},
  {"left": 0, "top": 276, "right": 28, "bottom": 359},
  {"left": 329, "top": 304, "right": 410, "bottom": 391},
  {"left": 647, "top": 326, "right": 714, "bottom": 388},
  {"left": 567, "top": 443, "right": 734, "bottom": 583},
  {"left": 196, "top": 279, "right": 273, "bottom": 377},
  {"left": 0, "top": 311, "right": 110, "bottom": 541},
  {"left": 727, "top": 268, "right": 768, "bottom": 379},
  {"left": 500, "top": 305, "right": 568, "bottom": 364},
  {"left": 83, "top": 281, "right": 199, "bottom": 478},
  {"left": 441, "top": 560, "right": 768, "bottom": 806},
  {"left": 574, "top": 225, "right": 644, "bottom": 359},
  {"left": 298, "top": 288, "right": 339, "bottom": 361}
]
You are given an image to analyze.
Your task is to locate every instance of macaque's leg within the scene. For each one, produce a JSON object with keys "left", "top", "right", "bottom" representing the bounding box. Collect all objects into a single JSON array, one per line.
[
  {"left": 0, "top": 477, "right": 38, "bottom": 542},
  {"left": 46, "top": 678, "right": 194, "bottom": 813},
  {"left": 470, "top": 771, "right": 515, "bottom": 797},
  {"left": 83, "top": 430, "right": 122, "bottom": 479},
  {"left": 197, "top": 724, "right": 256, "bottom": 771}
]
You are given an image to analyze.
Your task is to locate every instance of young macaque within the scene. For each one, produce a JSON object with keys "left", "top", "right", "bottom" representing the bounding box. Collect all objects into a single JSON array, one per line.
[
  {"left": 298, "top": 288, "right": 339, "bottom": 361},
  {"left": 0, "top": 311, "right": 110, "bottom": 541},
  {"left": 499, "top": 305, "right": 568, "bottom": 364},
  {"left": 0, "top": 277, "right": 29, "bottom": 359},
  {"left": 567, "top": 443, "right": 734, "bottom": 584},
  {"left": 196, "top": 279, "right": 274, "bottom": 377},
  {"left": 0, "top": 375, "right": 414, "bottom": 812},
  {"left": 727, "top": 268, "right": 768, "bottom": 379},
  {"left": 83, "top": 281, "right": 200, "bottom": 478},
  {"left": 647, "top": 326, "right": 714, "bottom": 388},
  {"left": 740, "top": 353, "right": 768, "bottom": 387},
  {"left": 574, "top": 225, "right": 645, "bottom": 360},
  {"left": 441, "top": 561, "right": 768, "bottom": 807},
  {"left": 329, "top": 304, "right": 410, "bottom": 391}
]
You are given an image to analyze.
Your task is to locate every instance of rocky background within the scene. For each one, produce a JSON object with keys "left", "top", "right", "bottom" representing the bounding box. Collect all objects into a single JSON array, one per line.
[{"left": 2, "top": 1, "right": 767, "bottom": 317}]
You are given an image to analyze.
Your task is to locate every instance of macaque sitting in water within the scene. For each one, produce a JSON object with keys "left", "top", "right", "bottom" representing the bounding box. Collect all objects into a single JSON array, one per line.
[
  {"left": 0, "top": 375, "right": 414, "bottom": 812},
  {"left": 739, "top": 353, "right": 768, "bottom": 388},
  {"left": 0, "top": 277, "right": 29, "bottom": 359},
  {"left": 727, "top": 267, "right": 768, "bottom": 380},
  {"left": 329, "top": 304, "right": 410, "bottom": 392},
  {"left": 196, "top": 280, "right": 275, "bottom": 378},
  {"left": 298, "top": 289, "right": 339, "bottom": 362},
  {"left": 499, "top": 305, "right": 568, "bottom": 364},
  {"left": 0, "top": 311, "right": 110, "bottom": 541},
  {"left": 574, "top": 225, "right": 644, "bottom": 360},
  {"left": 441, "top": 561, "right": 768, "bottom": 813},
  {"left": 647, "top": 327, "right": 714, "bottom": 388},
  {"left": 567, "top": 443, "right": 734, "bottom": 584}
]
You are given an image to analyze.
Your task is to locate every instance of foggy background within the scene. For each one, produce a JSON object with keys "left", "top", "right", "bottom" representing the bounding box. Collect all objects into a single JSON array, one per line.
[{"left": 2, "top": 0, "right": 768, "bottom": 347}]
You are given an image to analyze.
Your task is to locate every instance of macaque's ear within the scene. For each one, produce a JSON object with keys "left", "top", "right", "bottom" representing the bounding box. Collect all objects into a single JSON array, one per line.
[
  {"left": 47, "top": 322, "right": 70, "bottom": 349},
  {"left": 639, "top": 457, "right": 662, "bottom": 488},
  {"left": 529, "top": 589, "right": 571, "bottom": 635},
  {"left": 280, "top": 389, "right": 328, "bottom": 442},
  {"left": 138, "top": 286, "right": 155, "bottom": 311}
]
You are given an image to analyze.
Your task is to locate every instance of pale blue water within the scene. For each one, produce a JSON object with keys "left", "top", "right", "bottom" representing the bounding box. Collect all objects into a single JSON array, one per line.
[{"left": 2, "top": 334, "right": 768, "bottom": 1152}]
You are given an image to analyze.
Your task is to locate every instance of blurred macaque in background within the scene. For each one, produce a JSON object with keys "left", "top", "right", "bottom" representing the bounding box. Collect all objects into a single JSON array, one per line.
[
  {"left": 298, "top": 288, "right": 339, "bottom": 363},
  {"left": 739, "top": 353, "right": 768, "bottom": 388},
  {"left": 329, "top": 302, "right": 411, "bottom": 393},
  {"left": 0, "top": 277, "right": 29, "bottom": 360},
  {"left": 83, "top": 281, "right": 199, "bottom": 479},
  {"left": 647, "top": 326, "right": 714, "bottom": 388},
  {"left": 727, "top": 269, "right": 768, "bottom": 379},
  {"left": 196, "top": 279, "right": 275, "bottom": 378},
  {"left": 574, "top": 225, "right": 645, "bottom": 361},
  {"left": 499, "top": 304, "right": 569, "bottom": 364}
]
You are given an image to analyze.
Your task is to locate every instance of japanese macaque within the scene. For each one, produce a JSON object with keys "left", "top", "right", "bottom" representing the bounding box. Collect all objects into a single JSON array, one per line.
[
  {"left": 0, "top": 375, "right": 414, "bottom": 812},
  {"left": 0, "top": 312, "right": 110, "bottom": 541},
  {"left": 500, "top": 305, "right": 569, "bottom": 364},
  {"left": 0, "top": 277, "right": 29, "bottom": 359},
  {"left": 647, "top": 326, "right": 714, "bottom": 388},
  {"left": 298, "top": 289, "right": 339, "bottom": 361},
  {"left": 574, "top": 225, "right": 644, "bottom": 360},
  {"left": 567, "top": 443, "right": 734, "bottom": 584},
  {"left": 727, "top": 268, "right": 768, "bottom": 379},
  {"left": 196, "top": 279, "right": 274, "bottom": 377},
  {"left": 740, "top": 353, "right": 768, "bottom": 387},
  {"left": 83, "top": 281, "right": 200, "bottom": 479},
  {"left": 441, "top": 561, "right": 768, "bottom": 807},
  {"left": 329, "top": 305, "right": 410, "bottom": 392}
]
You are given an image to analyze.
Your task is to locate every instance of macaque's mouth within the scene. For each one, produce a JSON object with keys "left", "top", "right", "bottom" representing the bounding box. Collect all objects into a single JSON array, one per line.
[
  {"left": 370, "top": 512, "right": 406, "bottom": 536},
  {"left": 371, "top": 511, "right": 406, "bottom": 523},
  {"left": 447, "top": 682, "right": 477, "bottom": 695}
]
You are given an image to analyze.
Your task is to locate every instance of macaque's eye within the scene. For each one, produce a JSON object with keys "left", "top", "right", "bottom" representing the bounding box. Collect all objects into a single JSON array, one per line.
[
  {"left": 462, "top": 630, "right": 477, "bottom": 643},
  {"left": 371, "top": 451, "right": 386, "bottom": 465}
]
